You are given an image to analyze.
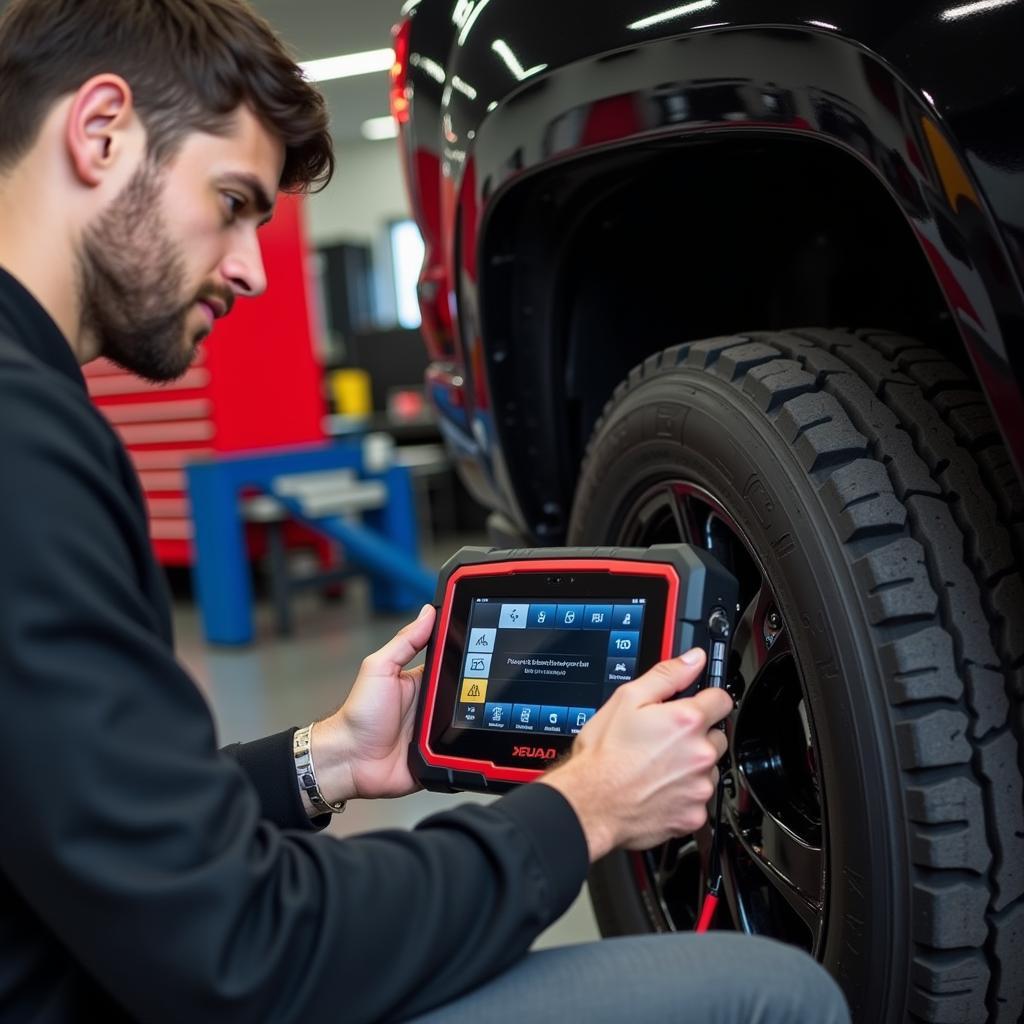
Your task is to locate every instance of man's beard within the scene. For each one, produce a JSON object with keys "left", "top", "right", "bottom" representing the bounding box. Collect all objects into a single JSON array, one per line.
[{"left": 78, "top": 163, "right": 209, "bottom": 383}]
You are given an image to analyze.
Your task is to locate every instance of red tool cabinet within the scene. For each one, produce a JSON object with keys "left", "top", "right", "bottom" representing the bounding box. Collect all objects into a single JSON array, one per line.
[{"left": 83, "top": 194, "right": 327, "bottom": 566}]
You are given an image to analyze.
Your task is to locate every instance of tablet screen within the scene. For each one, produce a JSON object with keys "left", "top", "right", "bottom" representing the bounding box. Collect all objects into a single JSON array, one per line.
[
  {"left": 420, "top": 563, "right": 672, "bottom": 774},
  {"left": 452, "top": 597, "right": 646, "bottom": 736}
]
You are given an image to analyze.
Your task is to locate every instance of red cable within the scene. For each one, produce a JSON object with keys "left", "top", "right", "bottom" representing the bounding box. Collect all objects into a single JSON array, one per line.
[
  {"left": 696, "top": 722, "right": 728, "bottom": 935},
  {"left": 695, "top": 891, "right": 719, "bottom": 933}
]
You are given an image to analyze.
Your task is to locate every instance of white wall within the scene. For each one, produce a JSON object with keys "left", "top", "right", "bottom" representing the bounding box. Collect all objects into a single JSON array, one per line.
[{"left": 304, "top": 139, "right": 412, "bottom": 247}]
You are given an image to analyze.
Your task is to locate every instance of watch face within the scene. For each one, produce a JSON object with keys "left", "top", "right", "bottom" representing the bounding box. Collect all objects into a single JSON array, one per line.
[{"left": 420, "top": 562, "right": 674, "bottom": 778}]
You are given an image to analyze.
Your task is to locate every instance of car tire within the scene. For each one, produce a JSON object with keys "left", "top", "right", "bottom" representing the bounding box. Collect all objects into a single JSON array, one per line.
[{"left": 567, "top": 329, "right": 1024, "bottom": 1024}]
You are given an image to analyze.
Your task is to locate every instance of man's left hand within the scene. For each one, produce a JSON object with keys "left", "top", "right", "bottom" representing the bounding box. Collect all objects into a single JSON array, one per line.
[{"left": 308, "top": 604, "right": 436, "bottom": 808}]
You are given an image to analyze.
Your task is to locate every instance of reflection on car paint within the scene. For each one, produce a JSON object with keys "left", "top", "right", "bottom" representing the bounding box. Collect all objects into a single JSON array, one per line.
[{"left": 396, "top": 0, "right": 1024, "bottom": 532}]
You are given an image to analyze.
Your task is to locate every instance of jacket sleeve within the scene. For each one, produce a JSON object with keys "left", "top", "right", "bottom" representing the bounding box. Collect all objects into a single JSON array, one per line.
[
  {"left": 221, "top": 730, "right": 331, "bottom": 833},
  {"left": 0, "top": 372, "right": 589, "bottom": 1024}
]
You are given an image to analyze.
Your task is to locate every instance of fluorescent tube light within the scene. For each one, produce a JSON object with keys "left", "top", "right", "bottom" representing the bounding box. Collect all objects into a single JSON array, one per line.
[
  {"left": 300, "top": 48, "right": 394, "bottom": 83},
  {"left": 361, "top": 116, "right": 399, "bottom": 141}
]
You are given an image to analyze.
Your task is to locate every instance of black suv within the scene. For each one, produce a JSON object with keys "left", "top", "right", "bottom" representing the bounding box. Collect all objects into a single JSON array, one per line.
[{"left": 392, "top": 3, "right": 1024, "bottom": 1021}]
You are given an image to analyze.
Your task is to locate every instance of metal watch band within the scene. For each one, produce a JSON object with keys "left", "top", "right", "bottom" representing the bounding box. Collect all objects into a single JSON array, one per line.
[{"left": 293, "top": 724, "right": 346, "bottom": 815}]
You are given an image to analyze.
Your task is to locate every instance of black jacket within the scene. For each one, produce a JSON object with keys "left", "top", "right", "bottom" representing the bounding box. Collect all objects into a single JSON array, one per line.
[{"left": 0, "top": 267, "right": 588, "bottom": 1023}]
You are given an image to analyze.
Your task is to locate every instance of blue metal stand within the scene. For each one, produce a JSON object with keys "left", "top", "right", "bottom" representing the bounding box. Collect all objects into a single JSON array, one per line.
[{"left": 185, "top": 442, "right": 436, "bottom": 645}]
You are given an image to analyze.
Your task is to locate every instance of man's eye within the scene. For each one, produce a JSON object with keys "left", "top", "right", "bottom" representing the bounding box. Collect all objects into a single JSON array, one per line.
[{"left": 223, "top": 193, "right": 246, "bottom": 220}]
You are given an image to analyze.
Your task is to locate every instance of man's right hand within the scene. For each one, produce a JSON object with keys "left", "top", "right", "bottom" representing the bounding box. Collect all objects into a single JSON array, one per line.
[{"left": 538, "top": 649, "right": 732, "bottom": 862}]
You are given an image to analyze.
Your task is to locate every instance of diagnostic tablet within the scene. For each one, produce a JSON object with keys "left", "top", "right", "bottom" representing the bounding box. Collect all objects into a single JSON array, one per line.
[{"left": 409, "top": 545, "right": 738, "bottom": 793}]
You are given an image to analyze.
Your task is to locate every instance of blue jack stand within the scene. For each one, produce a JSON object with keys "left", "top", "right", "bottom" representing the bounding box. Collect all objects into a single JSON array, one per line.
[{"left": 185, "top": 442, "right": 437, "bottom": 645}]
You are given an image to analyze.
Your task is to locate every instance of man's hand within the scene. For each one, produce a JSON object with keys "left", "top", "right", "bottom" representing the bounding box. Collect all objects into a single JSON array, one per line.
[
  {"left": 307, "top": 604, "right": 436, "bottom": 810},
  {"left": 538, "top": 649, "right": 732, "bottom": 862}
]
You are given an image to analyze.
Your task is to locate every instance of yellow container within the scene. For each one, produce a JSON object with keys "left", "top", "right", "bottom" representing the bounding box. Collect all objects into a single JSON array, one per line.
[{"left": 330, "top": 368, "right": 372, "bottom": 417}]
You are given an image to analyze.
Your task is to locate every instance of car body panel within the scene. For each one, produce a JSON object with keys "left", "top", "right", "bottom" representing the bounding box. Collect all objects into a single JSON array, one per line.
[{"left": 398, "top": 0, "right": 1024, "bottom": 536}]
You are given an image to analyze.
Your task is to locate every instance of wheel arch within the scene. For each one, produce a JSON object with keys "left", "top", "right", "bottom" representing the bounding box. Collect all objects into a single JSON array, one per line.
[{"left": 464, "top": 28, "right": 1024, "bottom": 541}]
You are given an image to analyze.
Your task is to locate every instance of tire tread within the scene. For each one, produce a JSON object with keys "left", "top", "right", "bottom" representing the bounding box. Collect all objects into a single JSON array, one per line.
[{"left": 575, "top": 328, "right": 1024, "bottom": 1023}]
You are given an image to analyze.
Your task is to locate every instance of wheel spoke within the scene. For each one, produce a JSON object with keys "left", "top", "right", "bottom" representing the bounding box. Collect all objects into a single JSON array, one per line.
[
  {"left": 733, "top": 581, "right": 790, "bottom": 701},
  {"left": 719, "top": 827, "right": 764, "bottom": 935},
  {"left": 727, "top": 805, "right": 824, "bottom": 940},
  {"left": 654, "top": 838, "right": 682, "bottom": 885},
  {"left": 643, "top": 837, "right": 702, "bottom": 930}
]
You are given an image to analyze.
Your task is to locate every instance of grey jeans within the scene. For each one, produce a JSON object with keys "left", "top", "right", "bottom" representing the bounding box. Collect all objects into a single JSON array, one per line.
[{"left": 405, "top": 933, "right": 851, "bottom": 1024}]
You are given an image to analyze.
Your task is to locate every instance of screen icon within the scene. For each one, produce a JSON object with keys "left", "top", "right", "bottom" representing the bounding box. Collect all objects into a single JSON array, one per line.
[
  {"left": 455, "top": 702, "right": 481, "bottom": 726},
  {"left": 468, "top": 628, "right": 497, "bottom": 653},
  {"left": 612, "top": 604, "right": 645, "bottom": 630},
  {"left": 512, "top": 704, "right": 541, "bottom": 731},
  {"left": 499, "top": 604, "right": 529, "bottom": 630},
  {"left": 555, "top": 604, "right": 584, "bottom": 628},
  {"left": 605, "top": 657, "right": 636, "bottom": 682},
  {"left": 466, "top": 653, "right": 492, "bottom": 676},
  {"left": 540, "top": 706, "right": 568, "bottom": 733},
  {"left": 568, "top": 707, "right": 596, "bottom": 734},
  {"left": 460, "top": 678, "right": 488, "bottom": 703},
  {"left": 608, "top": 630, "right": 641, "bottom": 657},
  {"left": 583, "top": 604, "right": 613, "bottom": 629},
  {"left": 484, "top": 702, "right": 512, "bottom": 729},
  {"left": 527, "top": 604, "right": 557, "bottom": 628}
]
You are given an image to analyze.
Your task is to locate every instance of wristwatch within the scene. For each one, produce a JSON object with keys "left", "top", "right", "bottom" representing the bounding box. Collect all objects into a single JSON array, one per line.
[{"left": 293, "top": 724, "right": 347, "bottom": 815}]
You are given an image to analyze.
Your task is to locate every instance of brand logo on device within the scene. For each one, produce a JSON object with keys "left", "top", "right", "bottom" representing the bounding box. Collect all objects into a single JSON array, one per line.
[{"left": 512, "top": 745, "right": 558, "bottom": 760}]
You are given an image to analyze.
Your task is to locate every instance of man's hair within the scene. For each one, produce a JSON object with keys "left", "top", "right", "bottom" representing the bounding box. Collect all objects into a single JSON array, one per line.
[{"left": 0, "top": 0, "right": 334, "bottom": 192}]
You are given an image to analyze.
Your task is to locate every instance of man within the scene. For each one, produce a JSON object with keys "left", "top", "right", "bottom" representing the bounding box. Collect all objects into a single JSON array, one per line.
[{"left": 0, "top": 1, "right": 851, "bottom": 1022}]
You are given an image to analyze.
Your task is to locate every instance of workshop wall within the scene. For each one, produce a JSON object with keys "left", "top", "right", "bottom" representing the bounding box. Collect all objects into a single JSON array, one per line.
[{"left": 306, "top": 139, "right": 410, "bottom": 247}]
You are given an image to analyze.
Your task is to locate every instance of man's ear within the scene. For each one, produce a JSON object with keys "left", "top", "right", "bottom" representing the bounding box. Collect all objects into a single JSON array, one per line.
[{"left": 66, "top": 74, "right": 139, "bottom": 187}]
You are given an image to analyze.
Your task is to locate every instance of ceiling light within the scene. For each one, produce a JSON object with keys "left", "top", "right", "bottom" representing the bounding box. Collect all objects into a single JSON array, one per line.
[
  {"left": 300, "top": 48, "right": 394, "bottom": 83},
  {"left": 628, "top": 1, "right": 716, "bottom": 30},
  {"left": 361, "top": 116, "right": 399, "bottom": 141}
]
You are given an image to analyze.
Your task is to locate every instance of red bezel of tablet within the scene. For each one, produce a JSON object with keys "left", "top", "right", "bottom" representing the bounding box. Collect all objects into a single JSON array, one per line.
[{"left": 416, "top": 559, "right": 679, "bottom": 784}]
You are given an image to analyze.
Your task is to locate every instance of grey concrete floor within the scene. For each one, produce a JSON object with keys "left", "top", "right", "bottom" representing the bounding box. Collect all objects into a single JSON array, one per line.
[{"left": 172, "top": 540, "right": 600, "bottom": 950}]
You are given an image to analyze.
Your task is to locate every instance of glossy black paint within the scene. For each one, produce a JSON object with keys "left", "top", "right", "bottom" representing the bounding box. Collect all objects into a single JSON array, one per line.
[{"left": 400, "top": 0, "right": 1024, "bottom": 536}]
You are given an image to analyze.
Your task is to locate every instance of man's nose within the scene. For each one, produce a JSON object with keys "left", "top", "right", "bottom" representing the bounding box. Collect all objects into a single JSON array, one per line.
[{"left": 221, "top": 230, "right": 268, "bottom": 298}]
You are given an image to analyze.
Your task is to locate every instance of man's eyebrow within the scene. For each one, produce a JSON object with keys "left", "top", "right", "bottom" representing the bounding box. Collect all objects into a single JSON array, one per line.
[{"left": 221, "top": 173, "right": 275, "bottom": 225}]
